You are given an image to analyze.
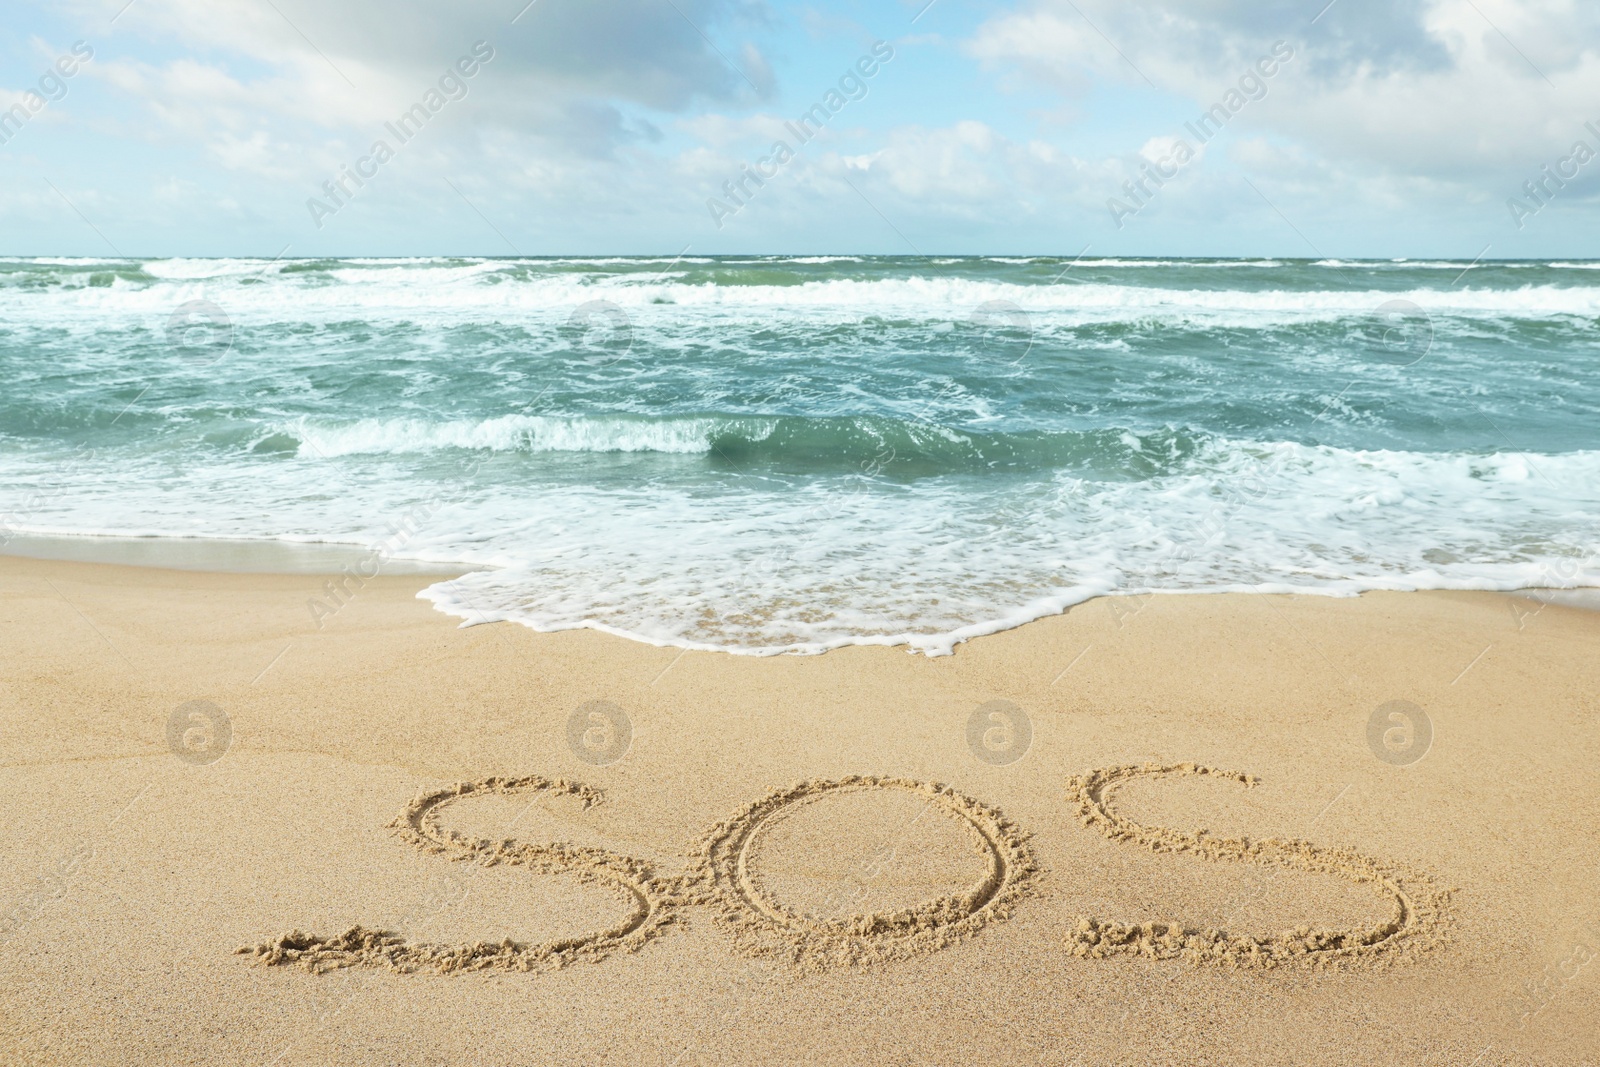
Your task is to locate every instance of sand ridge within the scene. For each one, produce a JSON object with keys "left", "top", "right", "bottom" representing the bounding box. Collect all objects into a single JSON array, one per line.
[{"left": 1063, "top": 763, "right": 1453, "bottom": 969}]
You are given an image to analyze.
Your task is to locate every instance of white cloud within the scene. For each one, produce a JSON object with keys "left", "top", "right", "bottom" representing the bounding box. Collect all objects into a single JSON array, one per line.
[
  {"left": 786, "top": 120, "right": 1116, "bottom": 228},
  {"left": 968, "top": 0, "right": 1600, "bottom": 187},
  {"left": 70, "top": 0, "right": 772, "bottom": 160},
  {"left": 676, "top": 112, "right": 797, "bottom": 149}
]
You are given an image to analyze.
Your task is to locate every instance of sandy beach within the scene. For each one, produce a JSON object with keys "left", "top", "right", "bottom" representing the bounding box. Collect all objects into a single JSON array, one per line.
[{"left": 0, "top": 554, "right": 1595, "bottom": 1066}]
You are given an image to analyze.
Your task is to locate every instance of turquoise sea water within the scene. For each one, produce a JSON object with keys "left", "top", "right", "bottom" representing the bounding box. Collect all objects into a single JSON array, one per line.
[{"left": 1, "top": 255, "right": 1597, "bottom": 653}]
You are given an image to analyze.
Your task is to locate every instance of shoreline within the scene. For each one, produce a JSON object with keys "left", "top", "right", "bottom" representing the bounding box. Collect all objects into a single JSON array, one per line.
[
  {"left": 3, "top": 531, "right": 1598, "bottom": 656},
  {"left": 2, "top": 553, "right": 1598, "bottom": 1063},
  {"left": 0, "top": 531, "right": 474, "bottom": 576}
]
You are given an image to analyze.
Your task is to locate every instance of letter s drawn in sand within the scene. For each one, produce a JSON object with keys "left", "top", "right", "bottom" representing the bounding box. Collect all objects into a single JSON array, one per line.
[
  {"left": 1063, "top": 763, "right": 1451, "bottom": 968},
  {"left": 237, "top": 776, "right": 687, "bottom": 974}
]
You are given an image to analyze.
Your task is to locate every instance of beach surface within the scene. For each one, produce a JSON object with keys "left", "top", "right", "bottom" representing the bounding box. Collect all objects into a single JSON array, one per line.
[{"left": 1, "top": 554, "right": 1597, "bottom": 1066}]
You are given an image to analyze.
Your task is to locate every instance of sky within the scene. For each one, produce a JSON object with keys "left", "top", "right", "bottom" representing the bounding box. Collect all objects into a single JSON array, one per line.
[{"left": 2, "top": 0, "right": 1598, "bottom": 257}]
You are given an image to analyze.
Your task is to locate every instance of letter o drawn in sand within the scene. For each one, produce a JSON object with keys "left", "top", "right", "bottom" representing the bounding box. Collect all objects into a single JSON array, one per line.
[
  {"left": 1367, "top": 700, "right": 1432, "bottom": 766},
  {"left": 166, "top": 700, "right": 231, "bottom": 765},
  {"left": 236, "top": 777, "right": 686, "bottom": 975},
  {"left": 567, "top": 701, "right": 632, "bottom": 766},
  {"left": 694, "top": 776, "right": 1038, "bottom": 970},
  {"left": 966, "top": 699, "right": 1032, "bottom": 765}
]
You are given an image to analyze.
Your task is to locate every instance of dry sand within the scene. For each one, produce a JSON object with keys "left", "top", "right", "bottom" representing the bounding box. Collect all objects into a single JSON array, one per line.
[{"left": 1, "top": 553, "right": 1597, "bottom": 1065}]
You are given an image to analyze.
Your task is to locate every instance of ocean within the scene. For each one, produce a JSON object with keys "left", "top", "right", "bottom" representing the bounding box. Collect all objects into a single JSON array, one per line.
[{"left": 1, "top": 255, "right": 1596, "bottom": 654}]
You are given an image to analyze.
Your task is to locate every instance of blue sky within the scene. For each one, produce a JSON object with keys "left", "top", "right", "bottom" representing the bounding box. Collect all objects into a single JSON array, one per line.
[{"left": 3, "top": 0, "right": 1598, "bottom": 256}]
